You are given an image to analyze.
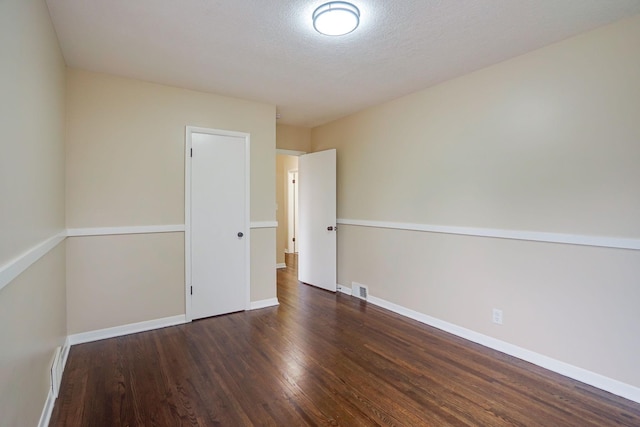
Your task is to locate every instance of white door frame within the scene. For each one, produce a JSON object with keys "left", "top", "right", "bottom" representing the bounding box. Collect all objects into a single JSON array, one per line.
[
  {"left": 276, "top": 149, "right": 305, "bottom": 257},
  {"left": 287, "top": 170, "right": 298, "bottom": 254},
  {"left": 185, "top": 126, "right": 251, "bottom": 322}
]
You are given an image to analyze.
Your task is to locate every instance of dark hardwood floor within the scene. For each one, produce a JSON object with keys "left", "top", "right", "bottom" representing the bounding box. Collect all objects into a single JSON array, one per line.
[{"left": 50, "top": 253, "right": 640, "bottom": 426}]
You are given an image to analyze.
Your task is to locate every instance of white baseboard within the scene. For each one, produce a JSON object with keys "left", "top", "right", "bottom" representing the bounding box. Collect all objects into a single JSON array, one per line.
[
  {"left": 250, "top": 298, "right": 280, "bottom": 310},
  {"left": 39, "top": 337, "right": 71, "bottom": 427},
  {"left": 38, "top": 389, "right": 55, "bottom": 427},
  {"left": 55, "top": 338, "right": 70, "bottom": 393},
  {"left": 68, "top": 315, "right": 187, "bottom": 346},
  {"left": 61, "top": 337, "right": 70, "bottom": 373},
  {"left": 337, "top": 284, "right": 640, "bottom": 404},
  {"left": 41, "top": 319, "right": 182, "bottom": 425},
  {"left": 337, "top": 284, "right": 352, "bottom": 295},
  {"left": 276, "top": 263, "right": 286, "bottom": 269}
]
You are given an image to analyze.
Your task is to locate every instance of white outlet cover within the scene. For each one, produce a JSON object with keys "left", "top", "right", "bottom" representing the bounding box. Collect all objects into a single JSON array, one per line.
[{"left": 492, "top": 309, "right": 503, "bottom": 325}]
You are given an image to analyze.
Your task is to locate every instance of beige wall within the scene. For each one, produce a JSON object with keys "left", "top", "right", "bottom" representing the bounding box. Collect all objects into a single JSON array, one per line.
[
  {"left": 0, "top": 245, "right": 67, "bottom": 426},
  {"left": 250, "top": 228, "right": 277, "bottom": 301},
  {"left": 0, "top": 0, "right": 67, "bottom": 425},
  {"left": 66, "top": 69, "right": 276, "bottom": 226},
  {"left": 0, "top": 0, "right": 66, "bottom": 263},
  {"left": 312, "top": 16, "right": 640, "bottom": 388},
  {"left": 276, "top": 124, "right": 311, "bottom": 152},
  {"left": 276, "top": 155, "right": 299, "bottom": 264},
  {"left": 66, "top": 234, "right": 184, "bottom": 334},
  {"left": 66, "top": 69, "right": 276, "bottom": 333}
]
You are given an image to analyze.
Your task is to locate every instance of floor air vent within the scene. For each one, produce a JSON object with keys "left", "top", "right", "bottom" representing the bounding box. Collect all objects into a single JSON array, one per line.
[{"left": 352, "top": 282, "right": 369, "bottom": 300}]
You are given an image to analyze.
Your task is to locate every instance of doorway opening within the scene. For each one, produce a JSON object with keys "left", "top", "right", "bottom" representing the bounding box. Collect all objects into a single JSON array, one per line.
[
  {"left": 276, "top": 152, "right": 300, "bottom": 269},
  {"left": 275, "top": 148, "right": 336, "bottom": 294}
]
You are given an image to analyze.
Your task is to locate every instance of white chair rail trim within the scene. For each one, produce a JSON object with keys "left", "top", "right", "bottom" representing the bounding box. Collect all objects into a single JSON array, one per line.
[
  {"left": 67, "top": 224, "right": 185, "bottom": 237},
  {"left": 250, "top": 221, "right": 278, "bottom": 229},
  {"left": 2, "top": 221, "right": 281, "bottom": 292},
  {"left": 0, "top": 231, "right": 66, "bottom": 292},
  {"left": 2, "top": 226, "right": 186, "bottom": 291},
  {"left": 337, "top": 218, "right": 640, "bottom": 251}
]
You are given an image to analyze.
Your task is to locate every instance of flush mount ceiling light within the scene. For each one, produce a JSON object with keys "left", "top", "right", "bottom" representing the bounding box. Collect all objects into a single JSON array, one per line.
[{"left": 313, "top": 2, "right": 360, "bottom": 36}]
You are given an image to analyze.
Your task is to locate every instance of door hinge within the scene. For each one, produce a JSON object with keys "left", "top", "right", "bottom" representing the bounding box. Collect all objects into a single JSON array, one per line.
[
  {"left": 190, "top": 286, "right": 193, "bottom": 295},
  {"left": 190, "top": 148, "right": 193, "bottom": 157},
  {"left": 292, "top": 237, "right": 295, "bottom": 242},
  {"left": 292, "top": 179, "right": 295, "bottom": 184}
]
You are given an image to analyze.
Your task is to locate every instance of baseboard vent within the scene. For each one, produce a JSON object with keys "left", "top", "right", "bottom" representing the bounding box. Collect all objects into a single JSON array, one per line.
[
  {"left": 352, "top": 282, "right": 369, "bottom": 300},
  {"left": 50, "top": 346, "right": 63, "bottom": 398}
]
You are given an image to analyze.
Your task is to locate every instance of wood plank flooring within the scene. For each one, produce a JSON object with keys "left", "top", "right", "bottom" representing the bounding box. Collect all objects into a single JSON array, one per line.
[{"left": 50, "top": 254, "right": 640, "bottom": 426}]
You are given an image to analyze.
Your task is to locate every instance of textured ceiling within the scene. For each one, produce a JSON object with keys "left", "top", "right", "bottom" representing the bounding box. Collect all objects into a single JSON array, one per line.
[{"left": 46, "top": 0, "right": 640, "bottom": 127}]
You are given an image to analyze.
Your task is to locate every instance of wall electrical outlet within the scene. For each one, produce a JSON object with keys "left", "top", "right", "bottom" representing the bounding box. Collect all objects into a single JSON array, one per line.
[{"left": 492, "top": 308, "right": 503, "bottom": 325}]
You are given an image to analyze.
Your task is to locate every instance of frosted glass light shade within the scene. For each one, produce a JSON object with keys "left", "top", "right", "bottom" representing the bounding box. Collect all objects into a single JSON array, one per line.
[{"left": 313, "top": 2, "right": 360, "bottom": 36}]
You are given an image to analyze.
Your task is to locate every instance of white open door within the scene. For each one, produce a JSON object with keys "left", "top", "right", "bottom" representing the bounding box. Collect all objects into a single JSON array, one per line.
[
  {"left": 187, "top": 128, "right": 250, "bottom": 320},
  {"left": 298, "top": 149, "right": 336, "bottom": 292}
]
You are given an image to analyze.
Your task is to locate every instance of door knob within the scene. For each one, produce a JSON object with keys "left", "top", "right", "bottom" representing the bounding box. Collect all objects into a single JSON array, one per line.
[
  {"left": 237, "top": 232, "right": 244, "bottom": 238},
  {"left": 327, "top": 226, "right": 333, "bottom": 231}
]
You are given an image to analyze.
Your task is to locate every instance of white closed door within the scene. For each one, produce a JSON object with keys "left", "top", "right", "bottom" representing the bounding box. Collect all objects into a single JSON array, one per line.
[
  {"left": 298, "top": 149, "right": 336, "bottom": 292},
  {"left": 190, "top": 131, "right": 247, "bottom": 319}
]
